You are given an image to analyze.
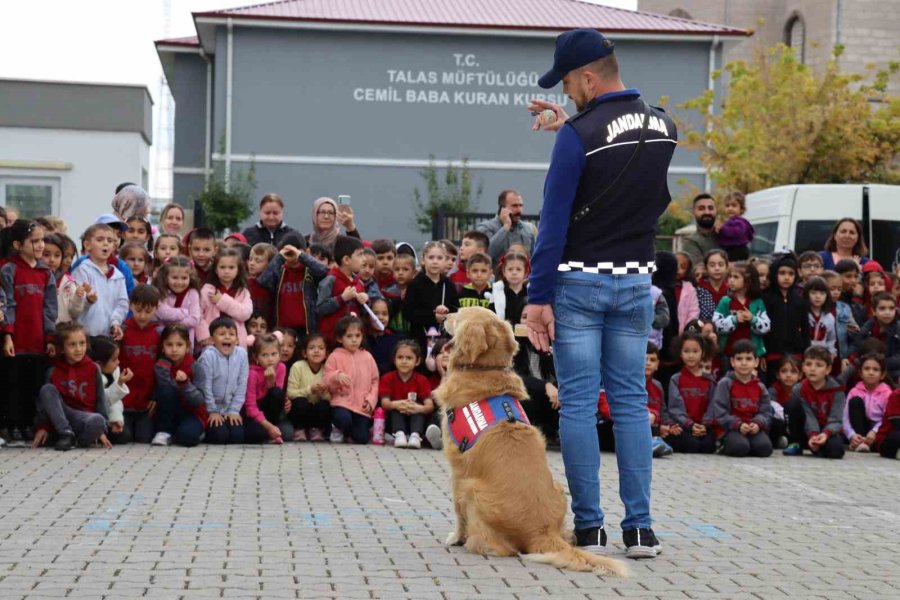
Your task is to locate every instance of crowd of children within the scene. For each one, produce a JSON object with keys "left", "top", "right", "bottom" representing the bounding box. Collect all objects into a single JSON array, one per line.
[{"left": 0, "top": 197, "right": 898, "bottom": 461}]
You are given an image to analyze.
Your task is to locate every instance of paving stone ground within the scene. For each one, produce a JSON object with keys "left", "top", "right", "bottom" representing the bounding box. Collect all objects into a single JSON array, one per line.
[{"left": 0, "top": 443, "right": 897, "bottom": 599}]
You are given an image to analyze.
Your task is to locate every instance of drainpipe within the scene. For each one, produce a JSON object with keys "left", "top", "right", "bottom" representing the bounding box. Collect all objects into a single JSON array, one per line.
[
  {"left": 225, "top": 17, "right": 233, "bottom": 191},
  {"left": 200, "top": 48, "right": 212, "bottom": 191},
  {"left": 835, "top": 0, "right": 843, "bottom": 47}
]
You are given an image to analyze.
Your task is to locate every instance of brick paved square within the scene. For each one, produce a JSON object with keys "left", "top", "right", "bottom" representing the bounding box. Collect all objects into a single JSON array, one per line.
[{"left": 0, "top": 444, "right": 896, "bottom": 599}]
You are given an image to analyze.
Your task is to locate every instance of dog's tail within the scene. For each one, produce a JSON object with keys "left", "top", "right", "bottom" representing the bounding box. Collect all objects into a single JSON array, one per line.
[{"left": 523, "top": 536, "right": 629, "bottom": 577}]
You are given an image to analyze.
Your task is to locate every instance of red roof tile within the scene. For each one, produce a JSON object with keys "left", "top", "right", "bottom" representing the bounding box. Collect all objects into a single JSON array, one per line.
[
  {"left": 155, "top": 35, "right": 200, "bottom": 47},
  {"left": 193, "top": 0, "right": 748, "bottom": 36}
]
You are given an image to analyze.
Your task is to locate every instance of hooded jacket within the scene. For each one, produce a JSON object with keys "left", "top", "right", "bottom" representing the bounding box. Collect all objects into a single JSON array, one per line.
[
  {"left": 71, "top": 258, "right": 128, "bottom": 337},
  {"left": 196, "top": 344, "right": 249, "bottom": 416},
  {"left": 843, "top": 380, "right": 892, "bottom": 439},
  {"left": 793, "top": 378, "right": 845, "bottom": 439}
]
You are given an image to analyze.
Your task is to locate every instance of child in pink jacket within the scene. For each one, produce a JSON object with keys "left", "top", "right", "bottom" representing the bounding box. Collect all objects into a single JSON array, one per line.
[
  {"left": 197, "top": 248, "right": 253, "bottom": 347},
  {"left": 243, "top": 333, "right": 293, "bottom": 444},
  {"left": 154, "top": 256, "right": 201, "bottom": 345},
  {"left": 843, "top": 352, "right": 893, "bottom": 452},
  {"left": 323, "top": 315, "right": 379, "bottom": 444}
]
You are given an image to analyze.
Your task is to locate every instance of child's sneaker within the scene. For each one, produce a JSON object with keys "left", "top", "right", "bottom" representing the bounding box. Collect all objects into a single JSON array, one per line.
[
  {"left": 782, "top": 443, "right": 803, "bottom": 456},
  {"left": 407, "top": 432, "right": 422, "bottom": 449},
  {"left": 151, "top": 432, "right": 172, "bottom": 446},
  {"left": 329, "top": 428, "right": 344, "bottom": 444},
  {"left": 651, "top": 437, "right": 668, "bottom": 458},
  {"left": 292, "top": 429, "right": 307, "bottom": 442},
  {"left": 394, "top": 431, "right": 408, "bottom": 448},
  {"left": 0, "top": 436, "right": 6, "bottom": 448},
  {"left": 309, "top": 428, "right": 325, "bottom": 442},
  {"left": 854, "top": 443, "right": 871, "bottom": 453},
  {"left": 774, "top": 435, "right": 789, "bottom": 450},
  {"left": 425, "top": 424, "right": 443, "bottom": 450}
]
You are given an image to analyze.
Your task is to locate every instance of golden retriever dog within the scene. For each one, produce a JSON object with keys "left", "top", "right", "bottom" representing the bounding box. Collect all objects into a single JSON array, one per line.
[{"left": 433, "top": 307, "right": 628, "bottom": 576}]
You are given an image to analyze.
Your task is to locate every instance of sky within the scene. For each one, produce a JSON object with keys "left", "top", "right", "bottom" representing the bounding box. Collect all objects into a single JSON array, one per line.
[{"left": 0, "top": 0, "right": 638, "bottom": 195}]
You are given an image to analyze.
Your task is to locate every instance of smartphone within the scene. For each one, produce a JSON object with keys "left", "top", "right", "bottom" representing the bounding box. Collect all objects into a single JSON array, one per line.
[
  {"left": 513, "top": 324, "right": 529, "bottom": 338},
  {"left": 337, "top": 195, "right": 351, "bottom": 205}
]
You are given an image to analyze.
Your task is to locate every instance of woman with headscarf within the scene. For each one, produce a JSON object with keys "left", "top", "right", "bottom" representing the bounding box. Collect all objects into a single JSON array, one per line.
[
  {"left": 306, "top": 197, "right": 360, "bottom": 250},
  {"left": 111, "top": 185, "right": 151, "bottom": 223}
]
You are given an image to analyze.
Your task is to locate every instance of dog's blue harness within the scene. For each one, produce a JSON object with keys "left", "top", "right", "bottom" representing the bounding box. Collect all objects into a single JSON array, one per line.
[{"left": 446, "top": 394, "right": 530, "bottom": 453}]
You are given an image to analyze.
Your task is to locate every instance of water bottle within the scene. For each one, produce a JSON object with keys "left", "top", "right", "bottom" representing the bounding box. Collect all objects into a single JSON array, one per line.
[{"left": 372, "top": 407, "right": 386, "bottom": 445}]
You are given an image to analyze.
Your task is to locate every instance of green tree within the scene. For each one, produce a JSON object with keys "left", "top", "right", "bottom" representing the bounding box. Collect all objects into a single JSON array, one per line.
[
  {"left": 412, "top": 157, "right": 484, "bottom": 235},
  {"left": 193, "top": 142, "right": 257, "bottom": 234},
  {"left": 678, "top": 44, "right": 900, "bottom": 192}
]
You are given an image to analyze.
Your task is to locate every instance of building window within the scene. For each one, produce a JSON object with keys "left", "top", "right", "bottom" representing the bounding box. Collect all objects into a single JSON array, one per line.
[
  {"left": 669, "top": 9, "right": 693, "bottom": 20},
  {"left": 0, "top": 177, "right": 59, "bottom": 219},
  {"left": 785, "top": 14, "right": 806, "bottom": 63}
]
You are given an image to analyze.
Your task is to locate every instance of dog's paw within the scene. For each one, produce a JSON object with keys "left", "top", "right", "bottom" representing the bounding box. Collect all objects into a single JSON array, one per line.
[{"left": 445, "top": 531, "right": 466, "bottom": 546}]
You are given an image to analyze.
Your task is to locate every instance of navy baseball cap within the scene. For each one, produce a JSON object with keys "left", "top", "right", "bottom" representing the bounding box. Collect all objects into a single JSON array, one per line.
[
  {"left": 538, "top": 29, "right": 616, "bottom": 89},
  {"left": 95, "top": 214, "right": 128, "bottom": 231}
]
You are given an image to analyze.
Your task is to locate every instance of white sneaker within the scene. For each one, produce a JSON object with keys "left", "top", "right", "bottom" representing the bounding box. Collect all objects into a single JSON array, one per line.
[
  {"left": 855, "top": 443, "right": 871, "bottom": 453},
  {"left": 407, "top": 433, "right": 422, "bottom": 449},
  {"left": 394, "top": 431, "right": 408, "bottom": 448},
  {"left": 151, "top": 432, "right": 172, "bottom": 446},
  {"left": 0, "top": 436, "right": 6, "bottom": 448},
  {"left": 329, "top": 428, "right": 344, "bottom": 444},
  {"left": 425, "top": 424, "right": 443, "bottom": 450}
]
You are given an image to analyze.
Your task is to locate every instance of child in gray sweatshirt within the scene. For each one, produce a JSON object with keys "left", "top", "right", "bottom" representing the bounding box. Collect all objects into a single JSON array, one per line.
[{"left": 197, "top": 317, "right": 249, "bottom": 444}]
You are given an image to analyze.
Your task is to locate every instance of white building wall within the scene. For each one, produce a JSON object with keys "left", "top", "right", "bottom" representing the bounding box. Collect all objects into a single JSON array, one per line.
[{"left": 0, "top": 127, "right": 149, "bottom": 239}]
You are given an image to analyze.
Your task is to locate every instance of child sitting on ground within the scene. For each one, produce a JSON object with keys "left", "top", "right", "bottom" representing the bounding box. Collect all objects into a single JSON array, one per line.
[
  {"left": 767, "top": 356, "right": 800, "bottom": 449},
  {"left": 783, "top": 346, "right": 845, "bottom": 459},
  {"left": 323, "top": 315, "right": 379, "bottom": 444},
  {"left": 379, "top": 341, "right": 433, "bottom": 449},
  {"left": 243, "top": 333, "right": 293, "bottom": 444},
  {"left": 197, "top": 317, "right": 249, "bottom": 444},
  {"left": 32, "top": 322, "right": 110, "bottom": 451},
  {"left": 713, "top": 339, "right": 774, "bottom": 458},
  {"left": 645, "top": 343, "right": 673, "bottom": 457},
  {"left": 665, "top": 332, "right": 717, "bottom": 454},
  {"left": 151, "top": 325, "right": 206, "bottom": 447},
  {"left": 287, "top": 333, "right": 331, "bottom": 442},
  {"left": 843, "top": 352, "right": 892, "bottom": 453},
  {"left": 88, "top": 336, "right": 132, "bottom": 445}
]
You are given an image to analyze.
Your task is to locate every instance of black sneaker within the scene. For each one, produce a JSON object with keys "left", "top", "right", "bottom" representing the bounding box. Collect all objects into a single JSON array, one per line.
[
  {"left": 574, "top": 526, "right": 607, "bottom": 554},
  {"left": 55, "top": 435, "right": 75, "bottom": 452},
  {"left": 623, "top": 527, "right": 661, "bottom": 559}
]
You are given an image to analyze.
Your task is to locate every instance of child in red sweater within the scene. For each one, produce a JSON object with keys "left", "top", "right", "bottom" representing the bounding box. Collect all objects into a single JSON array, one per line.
[
  {"left": 1, "top": 220, "right": 58, "bottom": 443},
  {"left": 151, "top": 325, "right": 205, "bottom": 447},
  {"left": 379, "top": 341, "right": 433, "bottom": 449},
  {"left": 645, "top": 343, "right": 673, "bottom": 457},
  {"left": 33, "top": 323, "right": 109, "bottom": 451},
  {"left": 713, "top": 339, "right": 774, "bottom": 457},
  {"left": 244, "top": 333, "right": 292, "bottom": 444},
  {"left": 317, "top": 236, "right": 368, "bottom": 342},
  {"left": 783, "top": 345, "right": 846, "bottom": 458},
  {"left": 664, "top": 332, "right": 717, "bottom": 454},
  {"left": 258, "top": 232, "right": 329, "bottom": 337},
  {"left": 118, "top": 284, "right": 162, "bottom": 443}
]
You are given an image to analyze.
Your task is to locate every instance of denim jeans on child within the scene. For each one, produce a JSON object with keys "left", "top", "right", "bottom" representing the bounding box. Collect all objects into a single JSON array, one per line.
[{"left": 552, "top": 270, "right": 653, "bottom": 532}]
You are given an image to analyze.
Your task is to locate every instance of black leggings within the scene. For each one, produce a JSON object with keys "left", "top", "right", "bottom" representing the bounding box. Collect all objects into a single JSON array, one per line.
[
  {"left": 879, "top": 432, "right": 900, "bottom": 458},
  {"left": 245, "top": 388, "right": 294, "bottom": 443},
  {"left": 109, "top": 410, "right": 155, "bottom": 444},
  {"left": 1, "top": 354, "right": 46, "bottom": 430},
  {"left": 288, "top": 397, "right": 332, "bottom": 431},
  {"left": 721, "top": 430, "right": 773, "bottom": 457},
  {"left": 785, "top": 396, "right": 845, "bottom": 458},
  {"left": 848, "top": 397, "right": 873, "bottom": 437},
  {"left": 521, "top": 375, "right": 559, "bottom": 439},
  {"left": 665, "top": 428, "right": 716, "bottom": 454}
]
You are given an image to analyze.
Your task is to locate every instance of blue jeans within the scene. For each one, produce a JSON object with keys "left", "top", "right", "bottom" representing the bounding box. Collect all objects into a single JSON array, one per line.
[{"left": 552, "top": 271, "right": 653, "bottom": 531}]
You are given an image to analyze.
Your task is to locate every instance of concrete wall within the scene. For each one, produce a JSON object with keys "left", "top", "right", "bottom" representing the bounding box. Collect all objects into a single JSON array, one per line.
[
  {"left": 172, "top": 26, "right": 718, "bottom": 243},
  {"left": 640, "top": 0, "right": 899, "bottom": 94},
  {"left": 0, "top": 126, "right": 150, "bottom": 238},
  {"left": 0, "top": 79, "right": 153, "bottom": 144}
]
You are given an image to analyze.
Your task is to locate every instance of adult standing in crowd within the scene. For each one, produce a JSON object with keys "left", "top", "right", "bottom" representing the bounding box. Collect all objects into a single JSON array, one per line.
[
  {"left": 242, "top": 193, "right": 298, "bottom": 247},
  {"left": 819, "top": 218, "right": 870, "bottom": 269},
  {"left": 523, "top": 28, "right": 676, "bottom": 559},
  {"left": 111, "top": 184, "right": 151, "bottom": 223},
  {"left": 681, "top": 193, "right": 718, "bottom": 266},
  {"left": 477, "top": 189, "right": 536, "bottom": 261},
  {"left": 307, "top": 197, "right": 361, "bottom": 250}
]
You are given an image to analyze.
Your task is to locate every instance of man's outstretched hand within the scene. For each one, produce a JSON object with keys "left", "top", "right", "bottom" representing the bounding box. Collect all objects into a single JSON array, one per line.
[{"left": 523, "top": 304, "right": 555, "bottom": 352}]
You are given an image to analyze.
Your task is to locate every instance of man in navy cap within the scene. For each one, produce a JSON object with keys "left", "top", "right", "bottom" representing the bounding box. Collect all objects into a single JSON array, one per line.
[{"left": 523, "top": 28, "right": 677, "bottom": 559}]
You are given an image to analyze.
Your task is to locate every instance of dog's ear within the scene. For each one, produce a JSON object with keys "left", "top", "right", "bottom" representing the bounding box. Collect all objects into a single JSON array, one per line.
[
  {"left": 454, "top": 317, "right": 489, "bottom": 364},
  {"left": 496, "top": 318, "right": 519, "bottom": 361},
  {"left": 445, "top": 312, "right": 460, "bottom": 336}
]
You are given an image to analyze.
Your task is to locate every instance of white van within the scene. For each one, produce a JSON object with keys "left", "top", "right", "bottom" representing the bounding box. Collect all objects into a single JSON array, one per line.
[
  {"left": 742, "top": 184, "right": 900, "bottom": 266},
  {"left": 674, "top": 184, "right": 900, "bottom": 265}
]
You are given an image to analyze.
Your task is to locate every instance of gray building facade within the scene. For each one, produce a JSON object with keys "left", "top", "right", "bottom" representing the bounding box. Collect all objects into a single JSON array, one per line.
[{"left": 157, "top": 0, "right": 747, "bottom": 243}]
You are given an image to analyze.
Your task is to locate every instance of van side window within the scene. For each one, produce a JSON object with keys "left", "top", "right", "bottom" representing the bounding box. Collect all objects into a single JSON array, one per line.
[
  {"left": 750, "top": 222, "right": 777, "bottom": 255},
  {"left": 870, "top": 220, "right": 900, "bottom": 268},
  {"left": 794, "top": 221, "right": 835, "bottom": 255}
]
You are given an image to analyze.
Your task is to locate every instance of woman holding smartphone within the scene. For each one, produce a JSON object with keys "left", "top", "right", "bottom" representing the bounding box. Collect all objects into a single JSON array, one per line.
[{"left": 307, "top": 196, "right": 361, "bottom": 251}]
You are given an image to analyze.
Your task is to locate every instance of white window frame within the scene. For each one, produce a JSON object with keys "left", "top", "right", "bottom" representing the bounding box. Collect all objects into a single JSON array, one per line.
[{"left": 0, "top": 175, "right": 60, "bottom": 219}]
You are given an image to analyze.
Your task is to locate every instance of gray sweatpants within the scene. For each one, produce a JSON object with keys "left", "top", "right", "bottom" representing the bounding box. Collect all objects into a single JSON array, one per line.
[{"left": 37, "top": 385, "right": 107, "bottom": 444}]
